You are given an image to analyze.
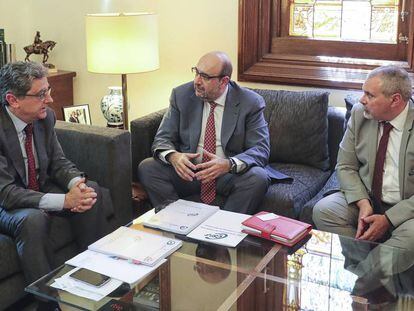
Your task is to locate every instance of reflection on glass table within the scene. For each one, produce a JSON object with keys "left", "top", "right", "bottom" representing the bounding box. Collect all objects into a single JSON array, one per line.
[
  {"left": 26, "top": 209, "right": 281, "bottom": 310},
  {"left": 25, "top": 208, "right": 414, "bottom": 311},
  {"left": 257, "top": 230, "right": 414, "bottom": 311}
]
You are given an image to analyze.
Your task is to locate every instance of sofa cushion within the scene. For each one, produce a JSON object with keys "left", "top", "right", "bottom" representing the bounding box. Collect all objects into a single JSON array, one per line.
[
  {"left": 259, "top": 163, "right": 330, "bottom": 218},
  {"left": 299, "top": 172, "right": 340, "bottom": 224},
  {"left": 253, "top": 89, "right": 330, "bottom": 171},
  {"left": 0, "top": 234, "right": 21, "bottom": 280}
]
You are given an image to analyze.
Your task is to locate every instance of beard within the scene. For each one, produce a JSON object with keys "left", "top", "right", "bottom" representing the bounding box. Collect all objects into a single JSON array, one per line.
[{"left": 363, "top": 110, "right": 373, "bottom": 119}]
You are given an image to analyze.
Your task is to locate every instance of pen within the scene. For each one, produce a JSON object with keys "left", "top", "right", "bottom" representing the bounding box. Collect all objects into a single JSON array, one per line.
[{"left": 109, "top": 255, "right": 141, "bottom": 265}]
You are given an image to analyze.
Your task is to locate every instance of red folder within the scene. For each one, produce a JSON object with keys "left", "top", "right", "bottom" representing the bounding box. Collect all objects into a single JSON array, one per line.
[{"left": 241, "top": 211, "right": 312, "bottom": 247}]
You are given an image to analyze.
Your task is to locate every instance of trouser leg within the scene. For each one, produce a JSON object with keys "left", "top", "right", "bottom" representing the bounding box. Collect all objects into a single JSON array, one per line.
[
  {"left": 138, "top": 157, "right": 200, "bottom": 207},
  {"left": 312, "top": 191, "right": 359, "bottom": 237},
  {"left": 68, "top": 180, "right": 107, "bottom": 250},
  {"left": 217, "top": 166, "right": 270, "bottom": 214},
  {"left": 0, "top": 208, "right": 52, "bottom": 284}
]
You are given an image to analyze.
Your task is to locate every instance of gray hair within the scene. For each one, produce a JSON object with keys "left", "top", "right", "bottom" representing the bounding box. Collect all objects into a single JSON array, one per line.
[
  {"left": 368, "top": 65, "right": 412, "bottom": 102},
  {"left": 0, "top": 61, "right": 48, "bottom": 106}
]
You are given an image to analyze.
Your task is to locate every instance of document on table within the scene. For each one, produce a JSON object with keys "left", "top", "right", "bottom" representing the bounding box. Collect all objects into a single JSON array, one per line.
[
  {"left": 66, "top": 250, "right": 166, "bottom": 285},
  {"left": 186, "top": 210, "right": 250, "bottom": 247},
  {"left": 51, "top": 267, "right": 123, "bottom": 301},
  {"left": 143, "top": 199, "right": 220, "bottom": 235},
  {"left": 88, "top": 226, "right": 182, "bottom": 266}
]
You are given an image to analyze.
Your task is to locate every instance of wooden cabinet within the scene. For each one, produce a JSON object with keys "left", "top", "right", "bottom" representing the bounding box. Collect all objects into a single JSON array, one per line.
[{"left": 47, "top": 70, "right": 76, "bottom": 120}]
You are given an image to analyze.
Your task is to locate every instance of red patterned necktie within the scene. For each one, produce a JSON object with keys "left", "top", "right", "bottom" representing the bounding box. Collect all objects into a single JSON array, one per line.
[
  {"left": 24, "top": 124, "right": 39, "bottom": 191},
  {"left": 371, "top": 122, "right": 393, "bottom": 212},
  {"left": 200, "top": 102, "right": 217, "bottom": 204}
]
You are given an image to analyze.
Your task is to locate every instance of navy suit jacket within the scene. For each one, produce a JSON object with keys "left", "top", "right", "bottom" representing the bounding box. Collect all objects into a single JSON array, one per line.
[{"left": 152, "top": 81, "right": 288, "bottom": 180}]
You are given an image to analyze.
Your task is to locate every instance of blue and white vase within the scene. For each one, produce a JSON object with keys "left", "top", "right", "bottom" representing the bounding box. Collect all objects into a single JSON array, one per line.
[{"left": 100, "top": 86, "right": 123, "bottom": 127}]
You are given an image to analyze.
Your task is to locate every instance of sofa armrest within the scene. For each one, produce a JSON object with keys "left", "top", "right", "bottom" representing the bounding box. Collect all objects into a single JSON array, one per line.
[
  {"left": 327, "top": 107, "right": 346, "bottom": 172},
  {"left": 55, "top": 121, "right": 132, "bottom": 226},
  {"left": 130, "top": 108, "right": 166, "bottom": 182}
]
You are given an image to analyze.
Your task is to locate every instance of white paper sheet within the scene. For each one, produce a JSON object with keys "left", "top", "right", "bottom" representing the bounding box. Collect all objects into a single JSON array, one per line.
[
  {"left": 88, "top": 226, "right": 182, "bottom": 266},
  {"left": 187, "top": 210, "right": 249, "bottom": 247},
  {"left": 51, "top": 267, "right": 123, "bottom": 301},
  {"left": 257, "top": 212, "right": 278, "bottom": 221},
  {"left": 66, "top": 250, "right": 166, "bottom": 285},
  {"left": 143, "top": 199, "right": 220, "bottom": 234}
]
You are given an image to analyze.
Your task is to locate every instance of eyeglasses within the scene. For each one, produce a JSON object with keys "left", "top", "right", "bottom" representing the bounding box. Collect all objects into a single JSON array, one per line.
[
  {"left": 191, "top": 67, "right": 224, "bottom": 81},
  {"left": 24, "top": 86, "right": 52, "bottom": 101}
]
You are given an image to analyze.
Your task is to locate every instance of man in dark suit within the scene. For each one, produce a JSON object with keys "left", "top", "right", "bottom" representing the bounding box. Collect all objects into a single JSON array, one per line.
[
  {"left": 0, "top": 62, "right": 106, "bottom": 311},
  {"left": 138, "top": 51, "right": 275, "bottom": 214}
]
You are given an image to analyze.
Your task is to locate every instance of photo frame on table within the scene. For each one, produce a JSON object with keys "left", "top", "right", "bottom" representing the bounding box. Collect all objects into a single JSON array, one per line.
[{"left": 62, "top": 104, "right": 91, "bottom": 125}]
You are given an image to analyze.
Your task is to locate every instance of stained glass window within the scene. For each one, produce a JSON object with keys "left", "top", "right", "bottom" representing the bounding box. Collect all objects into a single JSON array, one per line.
[{"left": 290, "top": 0, "right": 399, "bottom": 43}]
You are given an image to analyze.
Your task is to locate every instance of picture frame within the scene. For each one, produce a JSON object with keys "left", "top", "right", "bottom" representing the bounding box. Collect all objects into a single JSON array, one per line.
[{"left": 62, "top": 104, "right": 91, "bottom": 125}]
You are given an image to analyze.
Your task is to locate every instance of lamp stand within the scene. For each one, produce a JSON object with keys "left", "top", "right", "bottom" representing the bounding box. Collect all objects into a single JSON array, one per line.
[{"left": 122, "top": 73, "right": 129, "bottom": 130}]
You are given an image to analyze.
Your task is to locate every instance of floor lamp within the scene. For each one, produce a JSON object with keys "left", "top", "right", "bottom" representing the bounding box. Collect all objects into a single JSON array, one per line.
[{"left": 85, "top": 13, "right": 159, "bottom": 130}]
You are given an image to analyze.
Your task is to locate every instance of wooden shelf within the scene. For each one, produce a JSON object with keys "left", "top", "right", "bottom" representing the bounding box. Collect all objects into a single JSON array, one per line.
[{"left": 48, "top": 70, "right": 76, "bottom": 120}]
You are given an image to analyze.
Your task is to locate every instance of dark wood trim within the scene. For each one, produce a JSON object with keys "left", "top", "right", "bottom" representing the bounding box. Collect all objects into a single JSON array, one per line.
[
  {"left": 238, "top": 0, "right": 414, "bottom": 90},
  {"left": 47, "top": 70, "right": 76, "bottom": 120}
]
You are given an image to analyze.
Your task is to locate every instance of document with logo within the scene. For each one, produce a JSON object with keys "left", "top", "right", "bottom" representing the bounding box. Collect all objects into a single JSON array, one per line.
[
  {"left": 143, "top": 199, "right": 220, "bottom": 235},
  {"left": 88, "top": 226, "right": 182, "bottom": 266},
  {"left": 186, "top": 210, "right": 250, "bottom": 247}
]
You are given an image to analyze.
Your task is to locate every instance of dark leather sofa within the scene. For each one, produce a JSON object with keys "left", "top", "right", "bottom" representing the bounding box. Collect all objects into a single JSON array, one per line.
[
  {"left": 131, "top": 89, "right": 346, "bottom": 223},
  {"left": 1, "top": 121, "right": 132, "bottom": 309}
]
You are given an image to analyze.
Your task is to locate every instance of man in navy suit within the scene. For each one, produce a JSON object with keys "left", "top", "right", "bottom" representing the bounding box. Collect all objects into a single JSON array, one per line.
[
  {"left": 139, "top": 51, "right": 273, "bottom": 214},
  {"left": 0, "top": 62, "right": 106, "bottom": 311}
]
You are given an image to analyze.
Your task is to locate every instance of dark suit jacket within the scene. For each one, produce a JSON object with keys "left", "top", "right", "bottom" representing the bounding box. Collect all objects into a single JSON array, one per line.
[
  {"left": 0, "top": 106, "right": 82, "bottom": 210},
  {"left": 152, "top": 81, "right": 289, "bottom": 180}
]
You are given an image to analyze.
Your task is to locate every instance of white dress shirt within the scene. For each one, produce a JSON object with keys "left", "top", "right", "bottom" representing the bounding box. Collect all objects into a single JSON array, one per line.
[{"left": 378, "top": 103, "right": 409, "bottom": 204}]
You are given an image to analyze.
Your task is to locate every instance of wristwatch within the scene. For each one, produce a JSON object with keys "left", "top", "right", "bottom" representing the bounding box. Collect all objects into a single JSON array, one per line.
[{"left": 228, "top": 157, "right": 237, "bottom": 174}]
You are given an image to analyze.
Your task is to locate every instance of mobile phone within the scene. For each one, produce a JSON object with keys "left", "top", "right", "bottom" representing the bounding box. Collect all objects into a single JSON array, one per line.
[{"left": 69, "top": 268, "right": 110, "bottom": 287}]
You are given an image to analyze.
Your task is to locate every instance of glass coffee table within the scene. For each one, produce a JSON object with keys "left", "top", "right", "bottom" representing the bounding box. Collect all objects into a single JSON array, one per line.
[{"left": 26, "top": 210, "right": 414, "bottom": 310}]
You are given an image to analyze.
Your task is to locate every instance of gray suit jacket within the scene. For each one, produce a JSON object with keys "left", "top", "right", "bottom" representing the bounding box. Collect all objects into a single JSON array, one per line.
[
  {"left": 152, "top": 81, "right": 272, "bottom": 172},
  {"left": 0, "top": 106, "right": 82, "bottom": 210},
  {"left": 337, "top": 102, "right": 414, "bottom": 227}
]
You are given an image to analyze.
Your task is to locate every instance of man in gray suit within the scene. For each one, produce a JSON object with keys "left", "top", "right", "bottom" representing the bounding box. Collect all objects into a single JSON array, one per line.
[
  {"left": 313, "top": 65, "right": 414, "bottom": 300},
  {"left": 138, "top": 51, "right": 273, "bottom": 214},
  {"left": 0, "top": 62, "right": 105, "bottom": 311}
]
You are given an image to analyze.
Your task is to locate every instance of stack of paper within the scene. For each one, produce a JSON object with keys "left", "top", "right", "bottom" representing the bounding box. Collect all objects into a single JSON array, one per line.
[
  {"left": 66, "top": 250, "right": 166, "bottom": 285},
  {"left": 51, "top": 267, "right": 123, "bottom": 301},
  {"left": 88, "top": 226, "right": 182, "bottom": 266},
  {"left": 143, "top": 199, "right": 220, "bottom": 234}
]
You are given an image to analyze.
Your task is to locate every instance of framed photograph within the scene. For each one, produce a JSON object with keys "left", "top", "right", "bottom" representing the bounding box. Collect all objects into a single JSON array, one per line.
[{"left": 62, "top": 104, "right": 91, "bottom": 125}]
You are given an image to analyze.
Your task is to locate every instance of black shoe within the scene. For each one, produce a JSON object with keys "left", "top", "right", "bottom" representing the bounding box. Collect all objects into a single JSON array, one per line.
[{"left": 37, "top": 300, "right": 61, "bottom": 311}]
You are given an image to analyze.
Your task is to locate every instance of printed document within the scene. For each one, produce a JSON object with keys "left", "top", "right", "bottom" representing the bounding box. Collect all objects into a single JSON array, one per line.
[
  {"left": 143, "top": 199, "right": 220, "bottom": 234},
  {"left": 187, "top": 210, "right": 249, "bottom": 247},
  {"left": 88, "top": 226, "right": 182, "bottom": 266}
]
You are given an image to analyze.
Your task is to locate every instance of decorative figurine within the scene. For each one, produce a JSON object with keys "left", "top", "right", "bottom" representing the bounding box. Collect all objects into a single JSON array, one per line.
[{"left": 23, "top": 31, "right": 56, "bottom": 69}]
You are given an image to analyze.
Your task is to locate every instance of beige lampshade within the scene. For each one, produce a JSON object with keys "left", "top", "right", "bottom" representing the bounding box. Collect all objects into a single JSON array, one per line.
[{"left": 85, "top": 13, "right": 159, "bottom": 74}]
